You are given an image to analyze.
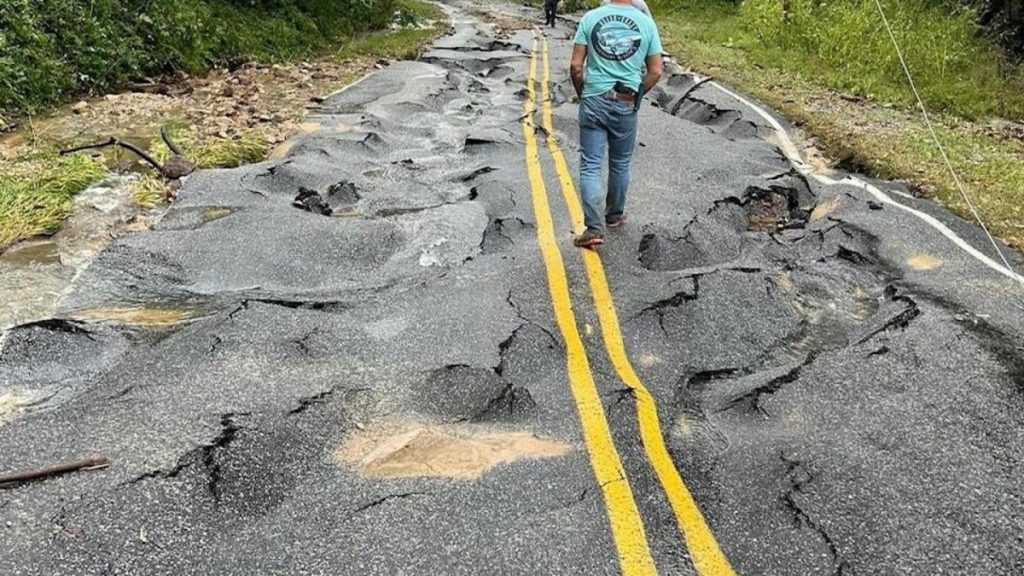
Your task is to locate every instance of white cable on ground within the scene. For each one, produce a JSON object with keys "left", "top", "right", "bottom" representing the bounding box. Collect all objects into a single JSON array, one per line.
[{"left": 872, "top": 0, "right": 1017, "bottom": 274}]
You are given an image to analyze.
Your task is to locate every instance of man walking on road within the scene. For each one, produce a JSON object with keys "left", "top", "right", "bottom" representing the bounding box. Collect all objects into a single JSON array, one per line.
[
  {"left": 570, "top": 0, "right": 663, "bottom": 248},
  {"left": 543, "top": 0, "right": 559, "bottom": 28}
]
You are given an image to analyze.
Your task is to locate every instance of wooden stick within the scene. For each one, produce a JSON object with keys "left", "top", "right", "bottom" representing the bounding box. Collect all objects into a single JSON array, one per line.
[
  {"left": 59, "top": 137, "right": 117, "bottom": 155},
  {"left": 160, "top": 125, "right": 185, "bottom": 156},
  {"left": 0, "top": 456, "right": 111, "bottom": 486},
  {"left": 60, "top": 137, "right": 167, "bottom": 176}
]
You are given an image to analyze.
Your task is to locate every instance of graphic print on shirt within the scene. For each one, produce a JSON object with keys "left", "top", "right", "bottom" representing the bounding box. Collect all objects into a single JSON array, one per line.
[{"left": 590, "top": 14, "right": 642, "bottom": 61}]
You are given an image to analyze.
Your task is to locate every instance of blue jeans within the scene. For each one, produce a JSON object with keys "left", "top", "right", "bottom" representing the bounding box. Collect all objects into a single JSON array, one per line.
[{"left": 578, "top": 95, "right": 639, "bottom": 233}]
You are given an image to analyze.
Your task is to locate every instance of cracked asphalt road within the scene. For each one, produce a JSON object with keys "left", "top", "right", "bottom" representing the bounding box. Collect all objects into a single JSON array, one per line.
[{"left": 2, "top": 1, "right": 1024, "bottom": 574}]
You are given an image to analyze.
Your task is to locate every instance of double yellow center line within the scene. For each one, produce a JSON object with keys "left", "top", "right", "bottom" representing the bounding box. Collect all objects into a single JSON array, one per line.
[{"left": 521, "top": 33, "right": 736, "bottom": 576}]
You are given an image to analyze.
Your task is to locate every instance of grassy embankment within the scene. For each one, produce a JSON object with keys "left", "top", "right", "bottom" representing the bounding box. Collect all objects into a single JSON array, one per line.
[
  {"left": 648, "top": 0, "right": 1024, "bottom": 251},
  {"left": 0, "top": 0, "right": 446, "bottom": 251}
]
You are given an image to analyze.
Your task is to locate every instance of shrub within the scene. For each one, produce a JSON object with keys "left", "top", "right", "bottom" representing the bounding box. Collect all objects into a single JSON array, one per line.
[{"left": 0, "top": 0, "right": 402, "bottom": 116}]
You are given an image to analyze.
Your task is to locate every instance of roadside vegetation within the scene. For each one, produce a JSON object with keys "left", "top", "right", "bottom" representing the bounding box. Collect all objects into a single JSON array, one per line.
[
  {"left": 0, "top": 0, "right": 411, "bottom": 118},
  {"left": 0, "top": 153, "right": 106, "bottom": 249},
  {"left": 646, "top": 0, "right": 1024, "bottom": 250},
  {"left": 0, "top": 0, "right": 446, "bottom": 252}
]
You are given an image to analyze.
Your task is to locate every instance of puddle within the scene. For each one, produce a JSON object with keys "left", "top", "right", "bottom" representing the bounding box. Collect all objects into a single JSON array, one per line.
[
  {"left": 907, "top": 254, "right": 943, "bottom": 271},
  {"left": 0, "top": 245, "right": 75, "bottom": 330},
  {"left": 70, "top": 306, "right": 204, "bottom": 327},
  {"left": 0, "top": 240, "right": 61, "bottom": 266},
  {"left": 0, "top": 176, "right": 155, "bottom": 329},
  {"left": 335, "top": 423, "right": 572, "bottom": 480}
]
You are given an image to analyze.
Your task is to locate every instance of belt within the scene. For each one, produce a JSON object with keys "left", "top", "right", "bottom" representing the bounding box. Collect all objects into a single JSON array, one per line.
[{"left": 602, "top": 90, "right": 636, "bottom": 106}]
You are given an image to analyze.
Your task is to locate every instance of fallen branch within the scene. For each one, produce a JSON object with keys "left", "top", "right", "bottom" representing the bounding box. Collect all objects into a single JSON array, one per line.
[
  {"left": 158, "top": 127, "right": 196, "bottom": 180},
  {"left": 58, "top": 137, "right": 117, "bottom": 155},
  {"left": 60, "top": 137, "right": 166, "bottom": 175},
  {"left": 160, "top": 125, "right": 184, "bottom": 156},
  {"left": 0, "top": 456, "right": 111, "bottom": 486}
]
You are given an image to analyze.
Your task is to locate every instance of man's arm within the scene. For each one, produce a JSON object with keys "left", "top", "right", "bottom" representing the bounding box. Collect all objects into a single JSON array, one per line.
[
  {"left": 641, "top": 20, "right": 664, "bottom": 94},
  {"left": 570, "top": 44, "right": 587, "bottom": 97},
  {"left": 641, "top": 53, "right": 662, "bottom": 94}
]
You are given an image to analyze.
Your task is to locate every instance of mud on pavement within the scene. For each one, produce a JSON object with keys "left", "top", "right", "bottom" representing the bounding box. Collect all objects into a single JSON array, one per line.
[{"left": 2, "top": 0, "right": 1024, "bottom": 574}]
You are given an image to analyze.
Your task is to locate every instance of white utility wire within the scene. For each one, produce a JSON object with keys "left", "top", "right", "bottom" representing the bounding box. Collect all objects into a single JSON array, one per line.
[{"left": 873, "top": 0, "right": 1018, "bottom": 274}]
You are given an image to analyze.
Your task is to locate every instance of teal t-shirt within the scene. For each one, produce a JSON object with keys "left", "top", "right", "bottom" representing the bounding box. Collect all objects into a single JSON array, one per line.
[{"left": 574, "top": 4, "right": 663, "bottom": 99}]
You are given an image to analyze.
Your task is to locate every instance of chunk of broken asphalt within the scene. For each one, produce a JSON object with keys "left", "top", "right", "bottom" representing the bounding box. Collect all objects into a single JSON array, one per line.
[{"left": 292, "top": 187, "right": 332, "bottom": 216}]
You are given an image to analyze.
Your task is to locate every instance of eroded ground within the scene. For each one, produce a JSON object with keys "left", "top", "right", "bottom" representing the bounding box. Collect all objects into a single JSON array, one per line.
[{"left": 1, "top": 1, "right": 1023, "bottom": 574}]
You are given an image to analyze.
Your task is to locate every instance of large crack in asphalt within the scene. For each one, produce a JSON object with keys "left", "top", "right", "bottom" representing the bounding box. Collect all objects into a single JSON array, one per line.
[
  {"left": 3, "top": 2, "right": 1023, "bottom": 574},
  {"left": 779, "top": 453, "right": 853, "bottom": 576},
  {"left": 629, "top": 65, "right": 1024, "bottom": 574},
  {"left": 415, "top": 321, "right": 540, "bottom": 423}
]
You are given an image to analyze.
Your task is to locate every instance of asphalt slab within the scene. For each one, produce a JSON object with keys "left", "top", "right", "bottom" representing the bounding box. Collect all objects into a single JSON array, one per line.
[{"left": 2, "top": 1, "right": 1023, "bottom": 574}]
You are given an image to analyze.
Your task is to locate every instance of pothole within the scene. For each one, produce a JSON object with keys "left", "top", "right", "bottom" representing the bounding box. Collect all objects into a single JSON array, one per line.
[
  {"left": 291, "top": 180, "right": 362, "bottom": 217},
  {"left": 741, "top": 172, "right": 817, "bottom": 232},
  {"left": 744, "top": 186, "right": 814, "bottom": 232},
  {"left": 335, "top": 423, "right": 572, "bottom": 480}
]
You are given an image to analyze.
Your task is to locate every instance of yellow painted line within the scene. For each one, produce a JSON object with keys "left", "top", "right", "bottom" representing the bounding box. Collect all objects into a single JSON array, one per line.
[
  {"left": 539, "top": 38, "right": 737, "bottom": 576},
  {"left": 522, "top": 34, "right": 658, "bottom": 576}
]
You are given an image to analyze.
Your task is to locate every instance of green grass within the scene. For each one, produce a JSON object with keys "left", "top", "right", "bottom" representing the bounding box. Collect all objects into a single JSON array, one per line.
[
  {"left": 339, "top": 0, "right": 447, "bottom": 61},
  {"left": 654, "top": 0, "right": 1024, "bottom": 119},
  {"left": 152, "top": 127, "right": 268, "bottom": 169},
  {"left": 0, "top": 152, "right": 106, "bottom": 250},
  {"left": 130, "top": 174, "right": 166, "bottom": 210},
  {"left": 650, "top": 0, "right": 1024, "bottom": 250}
]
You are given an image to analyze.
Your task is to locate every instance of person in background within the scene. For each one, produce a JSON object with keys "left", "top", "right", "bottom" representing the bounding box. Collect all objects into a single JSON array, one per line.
[
  {"left": 570, "top": 0, "right": 663, "bottom": 248},
  {"left": 602, "top": 0, "right": 651, "bottom": 17},
  {"left": 544, "top": 0, "right": 560, "bottom": 28}
]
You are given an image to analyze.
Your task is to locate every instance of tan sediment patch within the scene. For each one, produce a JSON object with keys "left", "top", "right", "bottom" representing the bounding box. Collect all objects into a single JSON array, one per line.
[
  {"left": 809, "top": 195, "right": 842, "bottom": 222},
  {"left": 638, "top": 353, "right": 659, "bottom": 368},
  {"left": 672, "top": 414, "right": 692, "bottom": 438},
  {"left": 296, "top": 122, "right": 325, "bottom": 135},
  {"left": 336, "top": 423, "right": 573, "bottom": 480},
  {"left": 267, "top": 141, "right": 296, "bottom": 160},
  {"left": 0, "top": 393, "right": 24, "bottom": 426},
  {"left": 331, "top": 209, "right": 363, "bottom": 218},
  {"left": 851, "top": 286, "right": 875, "bottom": 319},
  {"left": 907, "top": 253, "right": 943, "bottom": 271},
  {"left": 266, "top": 122, "right": 324, "bottom": 160},
  {"left": 772, "top": 272, "right": 794, "bottom": 293},
  {"left": 202, "top": 208, "right": 234, "bottom": 222},
  {"left": 71, "top": 306, "right": 202, "bottom": 327},
  {"left": 803, "top": 144, "right": 835, "bottom": 175}
]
